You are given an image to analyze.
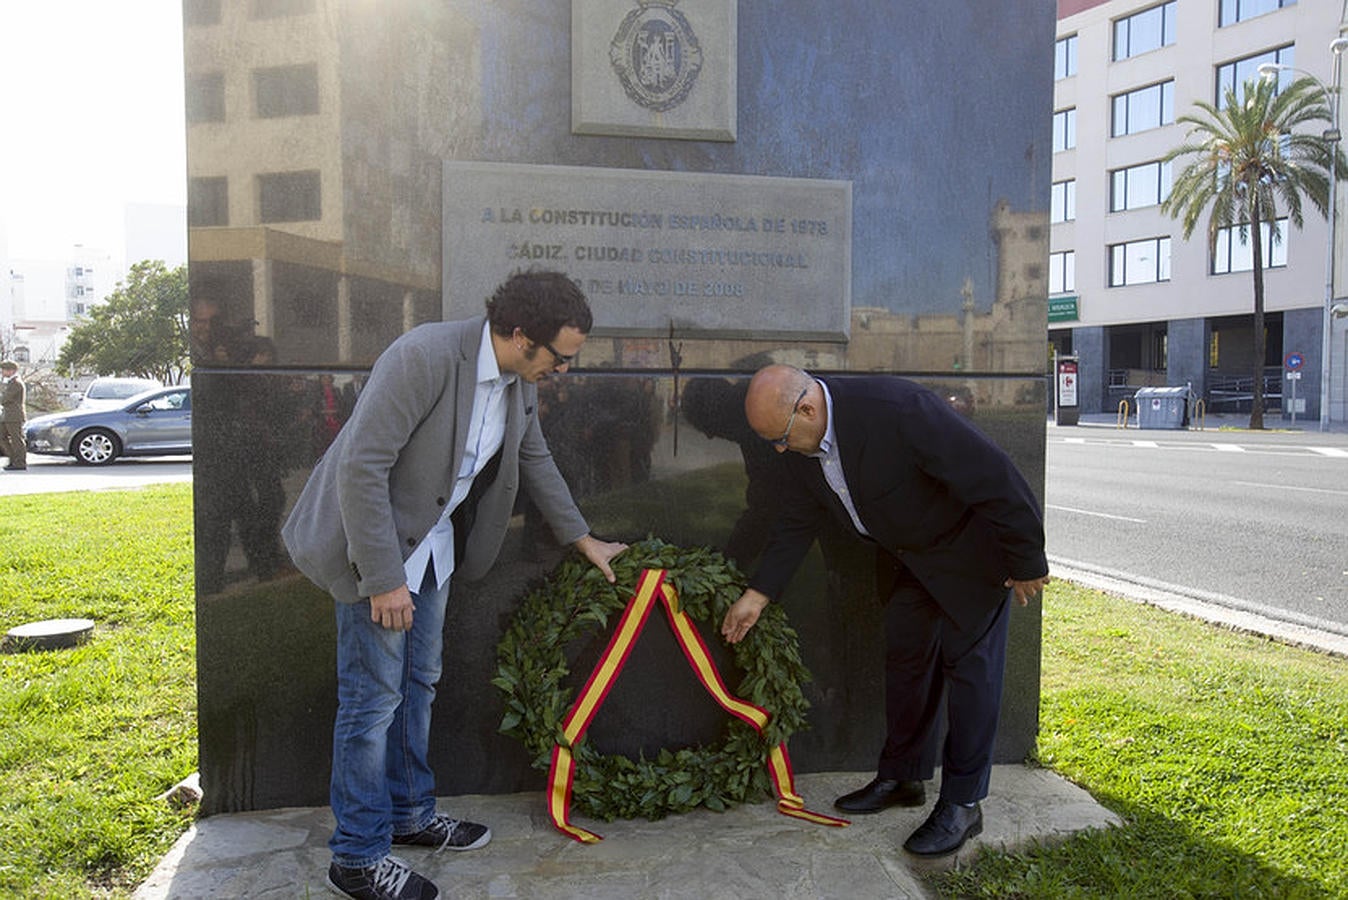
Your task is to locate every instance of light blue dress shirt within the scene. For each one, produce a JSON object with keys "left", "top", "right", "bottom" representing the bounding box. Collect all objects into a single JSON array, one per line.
[
  {"left": 811, "top": 380, "right": 871, "bottom": 538},
  {"left": 403, "top": 321, "right": 514, "bottom": 590}
]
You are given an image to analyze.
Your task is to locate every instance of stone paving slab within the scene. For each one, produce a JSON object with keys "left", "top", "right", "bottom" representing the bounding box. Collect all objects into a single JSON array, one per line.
[{"left": 134, "top": 767, "right": 1119, "bottom": 899}]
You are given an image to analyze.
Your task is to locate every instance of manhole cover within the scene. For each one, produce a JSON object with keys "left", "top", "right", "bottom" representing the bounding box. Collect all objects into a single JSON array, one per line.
[{"left": 3, "top": 618, "right": 95, "bottom": 652}]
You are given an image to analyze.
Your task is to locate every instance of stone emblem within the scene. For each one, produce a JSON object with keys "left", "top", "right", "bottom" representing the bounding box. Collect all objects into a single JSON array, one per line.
[{"left": 609, "top": 0, "right": 703, "bottom": 112}]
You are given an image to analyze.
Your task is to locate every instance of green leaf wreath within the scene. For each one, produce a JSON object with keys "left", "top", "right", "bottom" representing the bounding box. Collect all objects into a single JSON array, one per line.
[{"left": 494, "top": 537, "right": 812, "bottom": 821}]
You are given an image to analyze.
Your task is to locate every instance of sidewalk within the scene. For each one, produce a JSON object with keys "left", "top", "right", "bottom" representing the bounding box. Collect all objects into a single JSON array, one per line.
[
  {"left": 1056, "top": 409, "right": 1348, "bottom": 435},
  {"left": 133, "top": 768, "right": 1118, "bottom": 899}
]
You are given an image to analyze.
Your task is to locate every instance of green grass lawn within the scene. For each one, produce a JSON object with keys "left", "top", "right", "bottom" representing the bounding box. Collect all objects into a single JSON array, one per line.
[
  {"left": 1, "top": 484, "right": 1344, "bottom": 898},
  {"left": 0, "top": 485, "right": 196, "bottom": 899},
  {"left": 933, "top": 588, "right": 1348, "bottom": 899}
]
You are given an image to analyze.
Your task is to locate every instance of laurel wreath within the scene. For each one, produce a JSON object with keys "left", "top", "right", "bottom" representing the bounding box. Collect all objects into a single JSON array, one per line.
[{"left": 494, "top": 537, "right": 812, "bottom": 821}]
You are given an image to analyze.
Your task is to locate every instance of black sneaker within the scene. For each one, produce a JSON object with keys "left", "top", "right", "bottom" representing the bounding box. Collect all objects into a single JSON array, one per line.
[
  {"left": 326, "top": 855, "right": 438, "bottom": 900},
  {"left": 392, "top": 812, "right": 492, "bottom": 852}
]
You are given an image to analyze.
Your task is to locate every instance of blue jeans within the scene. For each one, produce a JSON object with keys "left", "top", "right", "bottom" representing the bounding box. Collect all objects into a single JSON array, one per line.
[{"left": 329, "top": 568, "right": 449, "bottom": 868}]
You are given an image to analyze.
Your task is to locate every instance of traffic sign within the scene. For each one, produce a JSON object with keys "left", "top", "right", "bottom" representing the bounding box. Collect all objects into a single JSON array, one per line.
[{"left": 1285, "top": 352, "right": 1304, "bottom": 371}]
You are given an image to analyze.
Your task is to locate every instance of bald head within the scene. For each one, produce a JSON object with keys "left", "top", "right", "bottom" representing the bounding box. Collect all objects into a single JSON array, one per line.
[{"left": 745, "top": 364, "right": 823, "bottom": 453}]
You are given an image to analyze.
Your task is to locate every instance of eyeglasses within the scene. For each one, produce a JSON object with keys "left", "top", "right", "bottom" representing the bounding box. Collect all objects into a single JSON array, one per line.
[
  {"left": 541, "top": 341, "right": 575, "bottom": 369},
  {"left": 769, "top": 385, "right": 809, "bottom": 448}
]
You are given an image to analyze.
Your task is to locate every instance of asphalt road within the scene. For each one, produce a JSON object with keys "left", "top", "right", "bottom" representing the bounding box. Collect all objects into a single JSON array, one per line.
[
  {"left": 1046, "top": 421, "right": 1348, "bottom": 636},
  {"left": 0, "top": 455, "right": 193, "bottom": 497},
  {"left": 5, "top": 421, "right": 1344, "bottom": 638}
]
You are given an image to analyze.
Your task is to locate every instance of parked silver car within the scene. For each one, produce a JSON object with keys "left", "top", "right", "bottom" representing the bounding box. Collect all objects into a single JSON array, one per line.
[
  {"left": 75, "top": 376, "right": 164, "bottom": 410},
  {"left": 24, "top": 386, "right": 192, "bottom": 465}
]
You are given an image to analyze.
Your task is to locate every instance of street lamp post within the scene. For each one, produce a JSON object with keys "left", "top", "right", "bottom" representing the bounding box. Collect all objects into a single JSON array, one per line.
[{"left": 1260, "top": 36, "right": 1348, "bottom": 431}]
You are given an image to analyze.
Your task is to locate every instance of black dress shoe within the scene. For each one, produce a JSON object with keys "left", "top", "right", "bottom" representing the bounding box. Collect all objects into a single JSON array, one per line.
[
  {"left": 834, "top": 777, "right": 925, "bottom": 813},
  {"left": 903, "top": 798, "right": 983, "bottom": 856}
]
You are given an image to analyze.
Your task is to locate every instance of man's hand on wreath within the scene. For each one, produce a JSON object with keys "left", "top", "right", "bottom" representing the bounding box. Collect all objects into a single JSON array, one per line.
[
  {"left": 574, "top": 534, "right": 629, "bottom": 583},
  {"left": 721, "top": 589, "right": 770, "bottom": 644}
]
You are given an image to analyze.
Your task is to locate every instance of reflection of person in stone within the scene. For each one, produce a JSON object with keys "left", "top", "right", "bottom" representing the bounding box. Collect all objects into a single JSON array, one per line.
[
  {"left": 0, "top": 360, "right": 28, "bottom": 471},
  {"left": 679, "top": 376, "right": 790, "bottom": 567},
  {"left": 281, "top": 270, "right": 627, "bottom": 900},
  {"left": 720, "top": 364, "right": 1050, "bottom": 858}
]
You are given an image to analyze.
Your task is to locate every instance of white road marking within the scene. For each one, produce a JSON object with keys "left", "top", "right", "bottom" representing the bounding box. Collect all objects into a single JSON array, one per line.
[
  {"left": 1046, "top": 504, "right": 1147, "bottom": 524},
  {"left": 1233, "top": 480, "right": 1348, "bottom": 497}
]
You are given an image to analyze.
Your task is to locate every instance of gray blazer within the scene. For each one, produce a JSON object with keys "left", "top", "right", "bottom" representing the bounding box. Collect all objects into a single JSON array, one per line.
[{"left": 281, "top": 316, "right": 589, "bottom": 603}]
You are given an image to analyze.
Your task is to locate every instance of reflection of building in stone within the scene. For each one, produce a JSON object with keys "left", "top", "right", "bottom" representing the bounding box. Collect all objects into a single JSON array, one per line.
[
  {"left": 183, "top": 0, "right": 477, "bottom": 365},
  {"left": 185, "top": 0, "right": 1045, "bottom": 380},
  {"left": 584, "top": 201, "right": 1048, "bottom": 408}
]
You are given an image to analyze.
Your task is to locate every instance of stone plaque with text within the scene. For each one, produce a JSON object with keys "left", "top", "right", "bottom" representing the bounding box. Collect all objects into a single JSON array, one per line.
[{"left": 442, "top": 161, "right": 851, "bottom": 341}]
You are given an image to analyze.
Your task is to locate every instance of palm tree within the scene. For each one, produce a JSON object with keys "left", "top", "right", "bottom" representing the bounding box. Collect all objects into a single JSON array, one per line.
[{"left": 1162, "top": 76, "right": 1344, "bottom": 429}]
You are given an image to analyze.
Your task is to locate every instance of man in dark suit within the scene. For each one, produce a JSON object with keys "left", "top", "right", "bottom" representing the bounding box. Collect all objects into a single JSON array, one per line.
[
  {"left": 0, "top": 360, "right": 27, "bottom": 471},
  {"left": 283, "top": 271, "right": 626, "bottom": 900},
  {"left": 721, "top": 364, "right": 1049, "bottom": 857}
]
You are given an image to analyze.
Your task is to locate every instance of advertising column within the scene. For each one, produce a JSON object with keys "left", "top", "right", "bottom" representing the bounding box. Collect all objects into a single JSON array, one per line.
[{"left": 1055, "top": 354, "right": 1079, "bottom": 426}]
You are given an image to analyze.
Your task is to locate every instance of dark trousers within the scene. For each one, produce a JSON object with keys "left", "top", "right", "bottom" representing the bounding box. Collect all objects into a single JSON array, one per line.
[
  {"left": 0, "top": 420, "right": 25, "bottom": 468},
  {"left": 876, "top": 570, "right": 1010, "bottom": 804}
]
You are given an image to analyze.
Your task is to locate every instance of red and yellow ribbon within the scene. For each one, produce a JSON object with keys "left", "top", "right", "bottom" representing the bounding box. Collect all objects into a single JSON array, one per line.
[{"left": 546, "top": 568, "right": 849, "bottom": 843}]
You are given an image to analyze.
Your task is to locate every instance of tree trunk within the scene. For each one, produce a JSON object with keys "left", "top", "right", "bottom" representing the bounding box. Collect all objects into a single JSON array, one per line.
[{"left": 1249, "top": 205, "right": 1266, "bottom": 430}]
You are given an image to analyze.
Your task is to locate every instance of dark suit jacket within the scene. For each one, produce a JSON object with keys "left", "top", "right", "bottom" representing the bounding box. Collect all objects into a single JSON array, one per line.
[
  {"left": 0, "top": 376, "right": 25, "bottom": 424},
  {"left": 747, "top": 376, "right": 1047, "bottom": 630}
]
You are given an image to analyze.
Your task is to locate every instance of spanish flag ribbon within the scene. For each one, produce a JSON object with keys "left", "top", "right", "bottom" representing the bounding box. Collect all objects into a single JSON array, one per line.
[{"left": 545, "top": 567, "right": 849, "bottom": 843}]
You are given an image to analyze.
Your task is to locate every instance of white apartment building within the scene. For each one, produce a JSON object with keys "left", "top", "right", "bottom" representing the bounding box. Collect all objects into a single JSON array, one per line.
[{"left": 1052, "top": 0, "right": 1347, "bottom": 423}]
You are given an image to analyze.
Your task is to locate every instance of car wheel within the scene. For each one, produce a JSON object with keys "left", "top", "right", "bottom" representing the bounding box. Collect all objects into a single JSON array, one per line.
[{"left": 73, "top": 428, "right": 121, "bottom": 465}]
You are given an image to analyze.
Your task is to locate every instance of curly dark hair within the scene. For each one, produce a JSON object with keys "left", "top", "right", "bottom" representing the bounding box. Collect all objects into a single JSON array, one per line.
[{"left": 485, "top": 270, "right": 593, "bottom": 345}]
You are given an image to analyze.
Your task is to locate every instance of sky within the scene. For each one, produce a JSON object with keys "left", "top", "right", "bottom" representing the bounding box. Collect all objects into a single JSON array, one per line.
[{"left": 0, "top": 1, "right": 186, "bottom": 264}]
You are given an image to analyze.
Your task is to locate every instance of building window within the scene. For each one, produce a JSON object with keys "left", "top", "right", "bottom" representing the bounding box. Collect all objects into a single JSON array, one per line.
[
  {"left": 1051, "top": 180, "right": 1076, "bottom": 223},
  {"left": 1055, "top": 35, "right": 1078, "bottom": 80},
  {"left": 1108, "top": 237, "right": 1171, "bottom": 286},
  {"left": 1217, "top": 46, "right": 1294, "bottom": 107},
  {"left": 186, "top": 72, "right": 225, "bottom": 124},
  {"left": 1113, "top": 2, "right": 1177, "bottom": 61},
  {"left": 189, "top": 177, "right": 229, "bottom": 227},
  {"left": 183, "top": 0, "right": 222, "bottom": 26},
  {"left": 1049, "top": 251, "right": 1076, "bottom": 294},
  {"left": 1053, "top": 108, "right": 1077, "bottom": 152},
  {"left": 258, "top": 170, "right": 322, "bottom": 223},
  {"left": 1219, "top": 0, "right": 1296, "bottom": 27},
  {"left": 250, "top": 0, "right": 316, "bottom": 18},
  {"left": 254, "top": 64, "right": 319, "bottom": 118},
  {"left": 1109, "top": 160, "right": 1172, "bottom": 212},
  {"left": 1111, "top": 81, "right": 1174, "bottom": 137},
  {"left": 1212, "top": 218, "right": 1289, "bottom": 274}
]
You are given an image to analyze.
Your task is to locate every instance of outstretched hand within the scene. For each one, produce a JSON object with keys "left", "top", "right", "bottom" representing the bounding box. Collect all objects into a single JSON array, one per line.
[
  {"left": 721, "top": 589, "right": 770, "bottom": 644},
  {"left": 574, "top": 534, "right": 629, "bottom": 583}
]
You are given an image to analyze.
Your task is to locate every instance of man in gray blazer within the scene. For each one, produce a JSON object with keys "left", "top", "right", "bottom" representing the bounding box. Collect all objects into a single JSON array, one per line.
[{"left": 282, "top": 271, "right": 626, "bottom": 900}]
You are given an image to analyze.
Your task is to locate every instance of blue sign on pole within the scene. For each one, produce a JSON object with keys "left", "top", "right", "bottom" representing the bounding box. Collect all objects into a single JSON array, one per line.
[{"left": 1285, "top": 352, "right": 1304, "bottom": 371}]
